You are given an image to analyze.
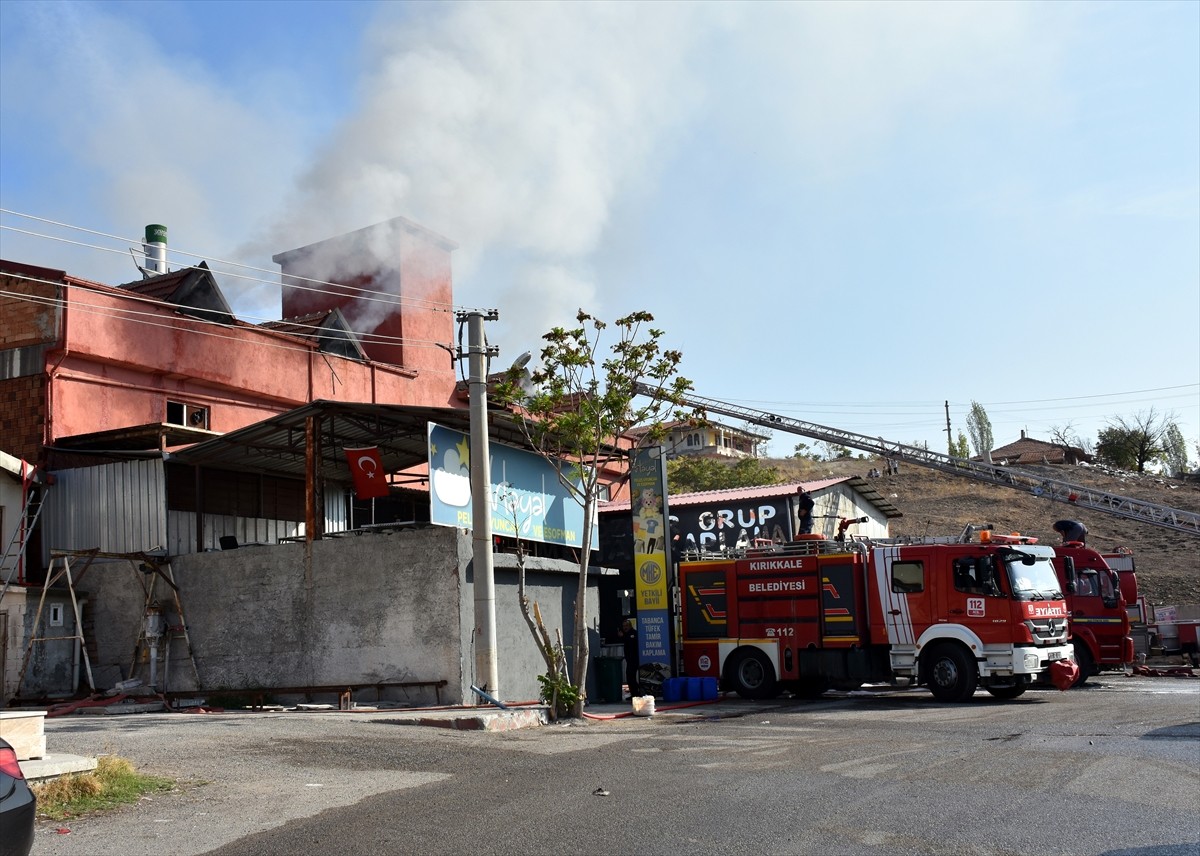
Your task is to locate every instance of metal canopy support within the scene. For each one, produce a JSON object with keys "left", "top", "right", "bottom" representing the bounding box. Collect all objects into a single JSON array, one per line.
[
  {"left": 16, "top": 550, "right": 97, "bottom": 697},
  {"left": 129, "top": 557, "right": 201, "bottom": 693},
  {"left": 636, "top": 384, "right": 1200, "bottom": 538}
]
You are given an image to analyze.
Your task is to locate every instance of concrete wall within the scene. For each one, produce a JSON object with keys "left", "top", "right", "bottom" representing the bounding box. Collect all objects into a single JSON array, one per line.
[
  {"left": 1, "top": 586, "right": 83, "bottom": 702},
  {"left": 72, "top": 527, "right": 602, "bottom": 707}
]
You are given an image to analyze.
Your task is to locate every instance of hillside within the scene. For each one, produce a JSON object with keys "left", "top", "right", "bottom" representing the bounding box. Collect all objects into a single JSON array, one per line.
[{"left": 769, "top": 456, "right": 1200, "bottom": 609}]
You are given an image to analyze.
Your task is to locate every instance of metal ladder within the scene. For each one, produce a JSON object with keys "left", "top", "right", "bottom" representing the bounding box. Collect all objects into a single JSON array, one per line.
[
  {"left": 635, "top": 384, "right": 1200, "bottom": 537},
  {"left": 0, "top": 481, "right": 48, "bottom": 603}
]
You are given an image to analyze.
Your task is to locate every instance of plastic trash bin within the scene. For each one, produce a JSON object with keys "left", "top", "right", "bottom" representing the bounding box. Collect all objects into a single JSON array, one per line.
[{"left": 594, "top": 656, "right": 624, "bottom": 703}]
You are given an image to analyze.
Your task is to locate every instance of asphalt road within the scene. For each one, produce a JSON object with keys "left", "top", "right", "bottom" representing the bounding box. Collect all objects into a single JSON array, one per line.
[{"left": 30, "top": 675, "right": 1200, "bottom": 856}]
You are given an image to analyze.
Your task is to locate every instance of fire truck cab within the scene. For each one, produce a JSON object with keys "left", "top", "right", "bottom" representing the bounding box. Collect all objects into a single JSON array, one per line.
[
  {"left": 679, "top": 534, "right": 1075, "bottom": 703},
  {"left": 1052, "top": 543, "right": 1134, "bottom": 686}
]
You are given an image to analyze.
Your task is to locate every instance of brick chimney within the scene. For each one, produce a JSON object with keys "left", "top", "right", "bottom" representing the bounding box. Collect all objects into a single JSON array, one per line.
[{"left": 272, "top": 217, "right": 456, "bottom": 372}]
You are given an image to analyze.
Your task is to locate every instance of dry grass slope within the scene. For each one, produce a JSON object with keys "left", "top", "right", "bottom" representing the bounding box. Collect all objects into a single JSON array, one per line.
[{"left": 770, "top": 456, "right": 1200, "bottom": 609}]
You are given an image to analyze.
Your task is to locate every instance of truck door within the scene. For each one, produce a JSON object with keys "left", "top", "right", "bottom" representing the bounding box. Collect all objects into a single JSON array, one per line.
[
  {"left": 868, "top": 547, "right": 935, "bottom": 647},
  {"left": 941, "top": 554, "right": 1011, "bottom": 645}
]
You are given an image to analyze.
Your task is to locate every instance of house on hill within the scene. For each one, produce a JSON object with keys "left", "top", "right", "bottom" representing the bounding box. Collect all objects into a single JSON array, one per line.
[
  {"left": 627, "top": 419, "right": 767, "bottom": 460},
  {"left": 974, "top": 431, "right": 1092, "bottom": 466}
]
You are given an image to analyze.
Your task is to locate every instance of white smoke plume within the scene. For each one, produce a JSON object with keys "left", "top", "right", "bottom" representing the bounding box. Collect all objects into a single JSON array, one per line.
[{"left": 264, "top": 1, "right": 712, "bottom": 359}]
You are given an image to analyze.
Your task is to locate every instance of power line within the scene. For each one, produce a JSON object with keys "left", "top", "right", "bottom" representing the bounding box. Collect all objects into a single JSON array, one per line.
[
  {"left": 0, "top": 208, "right": 492, "bottom": 316},
  {"left": 0, "top": 277, "right": 457, "bottom": 358},
  {"left": 0, "top": 220, "right": 453, "bottom": 316}
]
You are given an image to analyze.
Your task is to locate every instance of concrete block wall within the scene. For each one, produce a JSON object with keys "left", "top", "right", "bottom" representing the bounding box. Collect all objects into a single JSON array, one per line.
[{"left": 74, "top": 526, "right": 602, "bottom": 707}]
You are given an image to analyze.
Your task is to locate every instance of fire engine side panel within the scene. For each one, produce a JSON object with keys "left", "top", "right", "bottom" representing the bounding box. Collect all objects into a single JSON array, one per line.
[
  {"left": 817, "top": 557, "right": 867, "bottom": 646},
  {"left": 735, "top": 555, "right": 821, "bottom": 651},
  {"left": 680, "top": 561, "right": 731, "bottom": 679}
]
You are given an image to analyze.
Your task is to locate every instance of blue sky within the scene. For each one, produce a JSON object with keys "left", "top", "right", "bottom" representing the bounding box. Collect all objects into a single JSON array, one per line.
[{"left": 2, "top": 0, "right": 1197, "bottom": 460}]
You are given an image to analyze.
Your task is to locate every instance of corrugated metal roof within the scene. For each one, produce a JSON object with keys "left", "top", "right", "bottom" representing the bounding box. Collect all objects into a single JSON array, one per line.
[
  {"left": 166, "top": 400, "right": 537, "bottom": 485},
  {"left": 601, "top": 476, "right": 902, "bottom": 518}
]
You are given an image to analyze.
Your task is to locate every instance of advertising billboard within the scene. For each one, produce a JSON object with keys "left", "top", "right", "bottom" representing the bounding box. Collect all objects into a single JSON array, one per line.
[
  {"left": 629, "top": 446, "right": 672, "bottom": 667},
  {"left": 427, "top": 422, "right": 597, "bottom": 549}
]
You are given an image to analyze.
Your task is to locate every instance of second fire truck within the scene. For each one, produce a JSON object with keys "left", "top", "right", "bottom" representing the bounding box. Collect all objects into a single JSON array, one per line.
[
  {"left": 1052, "top": 542, "right": 1135, "bottom": 686},
  {"left": 679, "top": 532, "right": 1078, "bottom": 702}
]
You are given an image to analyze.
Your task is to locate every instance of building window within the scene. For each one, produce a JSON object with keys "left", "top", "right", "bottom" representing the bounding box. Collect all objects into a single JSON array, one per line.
[{"left": 167, "top": 400, "right": 209, "bottom": 430}]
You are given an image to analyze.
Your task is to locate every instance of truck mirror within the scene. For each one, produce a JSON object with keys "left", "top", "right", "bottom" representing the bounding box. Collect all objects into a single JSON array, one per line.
[{"left": 1063, "top": 556, "right": 1077, "bottom": 595}]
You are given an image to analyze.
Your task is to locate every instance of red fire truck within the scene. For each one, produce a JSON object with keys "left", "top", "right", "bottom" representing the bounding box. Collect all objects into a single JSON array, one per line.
[
  {"left": 678, "top": 533, "right": 1077, "bottom": 702},
  {"left": 1052, "top": 543, "right": 1134, "bottom": 686}
]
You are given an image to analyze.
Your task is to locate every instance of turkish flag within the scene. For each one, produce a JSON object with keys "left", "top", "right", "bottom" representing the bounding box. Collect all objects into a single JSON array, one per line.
[{"left": 344, "top": 447, "right": 390, "bottom": 499}]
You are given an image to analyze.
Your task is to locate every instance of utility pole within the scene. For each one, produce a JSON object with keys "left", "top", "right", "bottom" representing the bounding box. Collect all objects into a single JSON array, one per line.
[
  {"left": 944, "top": 400, "right": 953, "bottom": 457},
  {"left": 459, "top": 309, "right": 501, "bottom": 700}
]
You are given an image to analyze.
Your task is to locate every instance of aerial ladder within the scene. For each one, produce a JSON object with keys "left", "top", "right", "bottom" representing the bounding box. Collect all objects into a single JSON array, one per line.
[{"left": 634, "top": 383, "right": 1200, "bottom": 538}]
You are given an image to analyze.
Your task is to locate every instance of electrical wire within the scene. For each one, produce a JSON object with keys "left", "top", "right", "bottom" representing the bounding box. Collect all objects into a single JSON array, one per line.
[
  {"left": 0, "top": 209, "right": 493, "bottom": 315},
  {"left": 0, "top": 281, "right": 457, "bottom": 362}
]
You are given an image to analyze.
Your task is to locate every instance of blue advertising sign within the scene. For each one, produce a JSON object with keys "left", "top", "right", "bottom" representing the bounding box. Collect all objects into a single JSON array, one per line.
[{"left": 427, "top": 422, "right": 597, "bottom": 549}]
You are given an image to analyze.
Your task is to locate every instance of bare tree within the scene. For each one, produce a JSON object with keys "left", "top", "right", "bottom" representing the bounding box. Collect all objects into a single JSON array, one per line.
[{"left": 1095, "top": 409, "right": 1178, "bottom": 474}]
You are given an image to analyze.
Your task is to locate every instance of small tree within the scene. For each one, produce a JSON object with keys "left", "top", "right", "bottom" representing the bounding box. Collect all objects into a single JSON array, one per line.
[
  {"left": 951, "top": 431, "right": 970, "bottom": 459},
  {"left": 495, "top": 310, "right": 693, "bottom": 717},
  {"left": 793, "top": 441, "right": 818, "bottom": 460},
  {"left": 1095, "top": 409, "right": 1175, "bottom": 474},
  {"left": 1162, "top": 422, "right": 1189, "bottom": 477},
  {"left": 495, "top": 484, "right": 576, "bottom": 721},
  {"left": 668, "top": 455, "right": 781, "bottom": 493},
  {"left": 966, "top": 401, "right": 994, "bottom": 462}
]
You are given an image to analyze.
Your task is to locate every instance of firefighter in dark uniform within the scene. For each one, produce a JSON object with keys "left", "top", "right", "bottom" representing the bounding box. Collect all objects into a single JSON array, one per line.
[{"left": 797, "top": 488, "right": 816, "bottom": 535}]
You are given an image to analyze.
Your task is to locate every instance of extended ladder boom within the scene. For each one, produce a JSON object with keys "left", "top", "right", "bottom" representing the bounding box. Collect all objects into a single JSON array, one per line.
[{"left": 638, "top": 384, "right": 1200, "bottom": 537}]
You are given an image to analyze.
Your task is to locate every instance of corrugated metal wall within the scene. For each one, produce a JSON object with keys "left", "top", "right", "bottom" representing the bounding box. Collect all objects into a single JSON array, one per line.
[
  {"left": 45, "top": 459, "right": 169, "bottom": 554},
  {"left": 46, "top": 462, "right": 350, "bottom": 556}
]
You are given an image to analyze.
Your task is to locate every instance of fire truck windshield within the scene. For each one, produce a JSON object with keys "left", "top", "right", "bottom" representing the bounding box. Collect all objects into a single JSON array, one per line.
[{"left": 1004, "top": 555, "right": 1063, "bottom": 601}]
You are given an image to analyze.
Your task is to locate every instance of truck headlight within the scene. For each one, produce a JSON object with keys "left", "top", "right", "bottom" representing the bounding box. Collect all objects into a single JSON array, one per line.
[{"left": 1024, "top": 653, "right": 1040, "bottom": 671}]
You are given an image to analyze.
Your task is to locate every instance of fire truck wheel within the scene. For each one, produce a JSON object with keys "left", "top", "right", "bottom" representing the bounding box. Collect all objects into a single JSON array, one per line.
[
  {"left": 925, "top": 643, "right": 978, "bottom": 703},
  {"left": 728, "top": 648, "right": 778, "bottom": 700},
  {"left": 1072, "top": 642, "right": 1094, "bottom": 688},
  {"left": 986, "top": 684, "right": 1027, "bottom": 700}
]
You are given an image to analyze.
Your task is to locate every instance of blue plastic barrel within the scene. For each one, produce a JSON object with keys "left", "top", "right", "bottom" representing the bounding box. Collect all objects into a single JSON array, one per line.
[
  {"left": 686, "top": 677, "right": 703, "bottom": 700},
  {"left": 663, "top": 677, "right": 684, "bottom": 702}
]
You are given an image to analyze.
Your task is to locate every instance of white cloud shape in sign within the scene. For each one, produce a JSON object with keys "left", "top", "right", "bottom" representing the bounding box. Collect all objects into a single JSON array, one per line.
[{"left": 433, "top": 445, "right": 471, "bottom": 508}]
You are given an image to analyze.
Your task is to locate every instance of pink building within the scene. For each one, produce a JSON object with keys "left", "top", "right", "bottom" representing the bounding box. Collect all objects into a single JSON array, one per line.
[
  {"left": 0, "top": 218, "right": 469, "bottom": 570},
  {"left": 0, "top": 218, "right": 460, "bottom": 464}
]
